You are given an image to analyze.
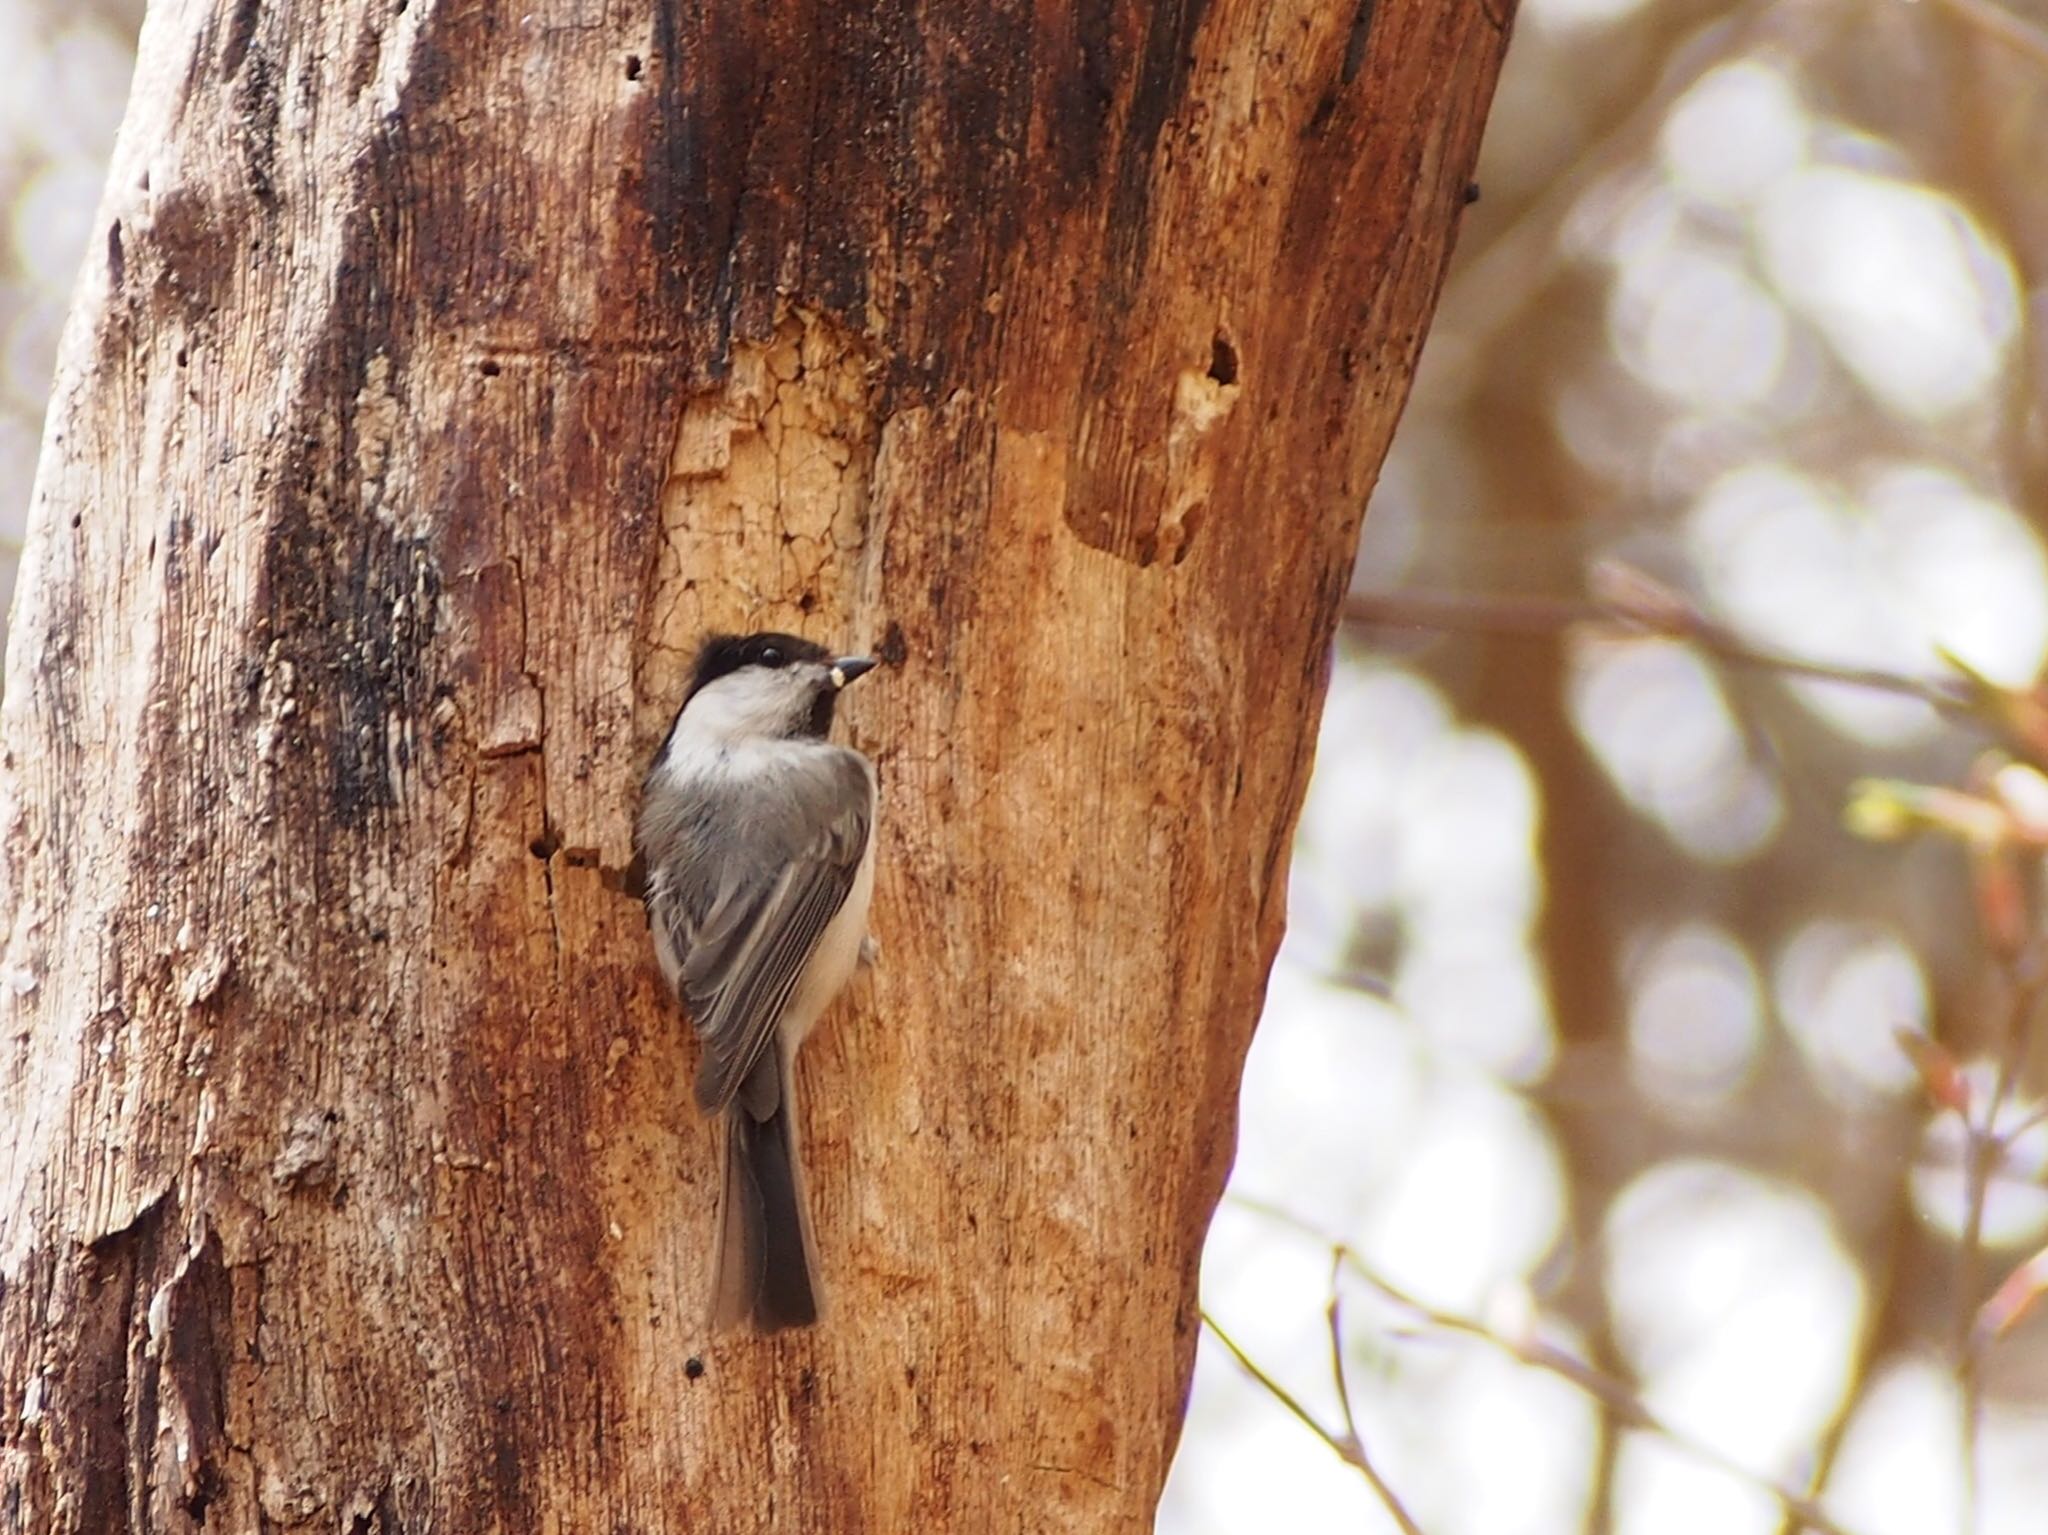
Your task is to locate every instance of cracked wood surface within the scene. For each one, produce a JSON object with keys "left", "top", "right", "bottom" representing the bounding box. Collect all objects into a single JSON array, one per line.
[{"left": 0, "top": 1, "right": 1514, "bottom": 1530}]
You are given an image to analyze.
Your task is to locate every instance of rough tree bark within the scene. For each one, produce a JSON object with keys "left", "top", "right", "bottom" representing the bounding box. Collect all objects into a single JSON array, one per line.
[{"left": 0, "top": 1, "right": 1512, "bottom": 1530}]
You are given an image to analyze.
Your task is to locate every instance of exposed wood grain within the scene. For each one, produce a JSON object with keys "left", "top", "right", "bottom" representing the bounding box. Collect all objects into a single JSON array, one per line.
[{"left": 0, "top": 0, "right": 1514, "bottom": 1529}]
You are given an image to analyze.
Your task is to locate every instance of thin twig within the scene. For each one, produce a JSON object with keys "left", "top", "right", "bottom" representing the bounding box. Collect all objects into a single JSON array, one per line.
[
  {"left": 1323, "top": 1252, "right": 1426, "bottom": 1534},
  {"left": 1327, "top": 1250, "right": 1368, "bottom": 1458},
  {"left": 1203, "top": 1308, "right": 1428, "bottom": 1535},
  {"left": 1773, "top": 1177, "right": 1919, "bottom": 1535},
  {"left": 1202, "top": 1310, "right": 1349, "bottom": 1456},
  {"left": 1956, "top": 965, "right": 2044, "bottom": 1535},
  {"left": 1343, "top": 590, "right": 1970, "bottom": 713},
  {"left": 1224, "top": 1194, "right": 1867, "bottom": 1535},
  {"left": 1326, "top": 966, "right": 1395, "bottom": 1001}
]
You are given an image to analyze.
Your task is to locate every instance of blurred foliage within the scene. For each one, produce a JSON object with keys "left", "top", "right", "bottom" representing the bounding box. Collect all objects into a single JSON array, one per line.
[{"left": 1169, "top": 1, "right": 2048, "bottom": 1533}]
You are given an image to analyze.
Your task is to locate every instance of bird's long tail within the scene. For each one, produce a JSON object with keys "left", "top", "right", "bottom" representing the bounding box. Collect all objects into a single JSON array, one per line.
[{"left": 709, "top": 1050, "right": 820, "bottom": 1332}]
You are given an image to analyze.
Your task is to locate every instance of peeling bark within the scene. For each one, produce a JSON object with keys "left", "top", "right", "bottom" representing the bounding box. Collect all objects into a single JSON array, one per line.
[{"left": 0, "top": 0, "right": 1514, "bottom": 1529}]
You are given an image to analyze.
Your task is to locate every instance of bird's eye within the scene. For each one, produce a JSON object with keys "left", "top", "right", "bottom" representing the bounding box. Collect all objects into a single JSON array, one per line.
[{"left": 760, "top": 647, "right": 783, "bottom": 667}]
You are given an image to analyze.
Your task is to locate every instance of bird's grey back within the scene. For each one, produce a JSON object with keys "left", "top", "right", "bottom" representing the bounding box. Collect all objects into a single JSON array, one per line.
[
  {"left": 636, "top": 739, "right": 875, "bottom": 1111},
  {"left": 639, "top": 741, "right": 873, "bottom": 918}
]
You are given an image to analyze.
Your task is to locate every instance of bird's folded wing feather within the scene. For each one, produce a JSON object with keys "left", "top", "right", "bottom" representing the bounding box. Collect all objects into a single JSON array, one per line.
[{"left": 655, "top": 749, "right": 873, "bottom": 1114}]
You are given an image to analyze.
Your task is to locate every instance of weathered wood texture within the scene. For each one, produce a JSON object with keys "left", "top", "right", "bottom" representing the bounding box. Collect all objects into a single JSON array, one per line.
[{"left": 0, "top": 0, "right": 1512, "bottom": 1529}]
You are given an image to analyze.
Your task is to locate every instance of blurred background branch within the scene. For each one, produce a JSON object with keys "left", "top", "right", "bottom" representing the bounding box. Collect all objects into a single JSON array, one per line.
[
  {"left": 1204, "top": 1305, "right": 1430, "bottom": 1535},
  {"left": 1343, "top": 571, "right": 1971, "bottom": 713},
  {"left": 1224, "top": 1194, "right": 1868, "bottom": 1535}
]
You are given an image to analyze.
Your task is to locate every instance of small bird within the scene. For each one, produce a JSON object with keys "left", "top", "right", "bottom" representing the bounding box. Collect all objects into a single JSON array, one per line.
[{"left": 635, "top": 631, "right": 880, "bottom": 1332}]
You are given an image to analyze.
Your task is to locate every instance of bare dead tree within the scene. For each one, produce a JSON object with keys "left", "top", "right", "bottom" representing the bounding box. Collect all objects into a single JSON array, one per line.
[{"left": 0, "top": 2, "right": 1512, "bottom": 1528}]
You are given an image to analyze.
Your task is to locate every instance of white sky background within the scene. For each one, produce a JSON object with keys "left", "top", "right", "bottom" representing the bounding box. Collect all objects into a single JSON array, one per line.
[{"left": 4, "top": 1, "right": 2047, "bottom": 1531}]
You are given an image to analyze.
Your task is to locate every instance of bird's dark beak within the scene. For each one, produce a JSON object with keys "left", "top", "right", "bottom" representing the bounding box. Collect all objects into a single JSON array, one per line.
[{"left": 830, "top": 656, "right": 878, "bottom": 690}]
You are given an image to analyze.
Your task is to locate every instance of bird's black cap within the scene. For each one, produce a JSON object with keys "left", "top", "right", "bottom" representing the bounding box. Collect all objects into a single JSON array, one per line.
[{"left": 684, "top": 632, "right": 833, "bottom": 705}]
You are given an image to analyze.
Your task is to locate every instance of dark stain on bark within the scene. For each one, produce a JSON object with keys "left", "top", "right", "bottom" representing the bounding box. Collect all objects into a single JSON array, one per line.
[
  {"left": 878, "top": 620, "right": 909, "bottom": 668},
  {"left": 617, "top": 0, "right": 1289, "bottom": 436},
  {"left": 349, "top": 1483, "right": 410, "bottom": 1533},
  {"left": 220, "top": 0, "right": 262, "bottom": 79},
  {"left": 148, "top": 185, "right": 235, "bottom": 321},
  {"left": 1046, "top": 0, "right": 1119, "bottom": 196},
  {"left": 890, "top": 1, "right": 1035, "bottom": 395},
  {"left": 1310, "top": 0, "right": 1386, "bottom": 137},
  {"left": 488, "top": 1416, "right": 524, "bottom": 1521},
  {"left": 400, "top": 8, "right": 464, "bottom": 113},
  {"left": 1101, "top": 0, "right": 1210, "bottom": 298},
  {"left": 14, "top": 1194, "right": 237, "bottom": 1530},
  {"left": 347, "top": 18, "right": 386, "bottom": 97},
  {"left": 1342, "top": 0, "right": 1379, "bottom": 84},
  {"left": 639, "top": 0, "right": 727, "bottom": 360},
  {"left": 161, "top": 1231, "right": 234, "bottom": 1523},
  {"left": 233, "top": 26, "right": 281, "bottom": 202},
  {"left": 623, "top": 1, "right": 1144, "bottom": 399},
  {"left": 0, "top": 1249, "right": 52, "bottom": 1516},
  {"left": 779, "top": 2, "right": 870, "bottom": 325},
  {"left": 254, "top": 86, "right": 440, "bottom": 832},
  {"left": 263, "top": 512, "right": 440, "bottom": 829},
  {"left": 69, "top": 1193, "right": 172, "bottom": 1533}
]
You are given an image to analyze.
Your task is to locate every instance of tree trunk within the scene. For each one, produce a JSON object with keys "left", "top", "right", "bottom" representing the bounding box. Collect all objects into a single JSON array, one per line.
[{"left": 0, "top": 1, "right": 1512, "bottom": 1529}]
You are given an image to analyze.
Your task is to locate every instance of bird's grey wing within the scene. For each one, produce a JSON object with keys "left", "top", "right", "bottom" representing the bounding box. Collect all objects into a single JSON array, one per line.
[{"left": 654, "top": 750, "right": 872, "bottom": 1115}]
